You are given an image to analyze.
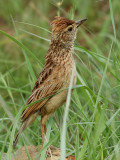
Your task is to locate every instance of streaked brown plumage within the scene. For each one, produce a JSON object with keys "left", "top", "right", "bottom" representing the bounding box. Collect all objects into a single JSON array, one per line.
[{"left": 13, "top": 16, "right": 87, "bottom": 148}]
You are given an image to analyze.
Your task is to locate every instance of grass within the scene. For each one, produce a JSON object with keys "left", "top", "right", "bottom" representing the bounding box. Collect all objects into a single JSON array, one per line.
[{"left": 0, "top": 0, "right": 120, "bottom": 159}]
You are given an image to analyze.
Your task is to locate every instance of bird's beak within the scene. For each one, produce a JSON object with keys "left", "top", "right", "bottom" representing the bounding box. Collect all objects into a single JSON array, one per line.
[{"left": 75, "top": 18, "right": 87, "bottom": 27}]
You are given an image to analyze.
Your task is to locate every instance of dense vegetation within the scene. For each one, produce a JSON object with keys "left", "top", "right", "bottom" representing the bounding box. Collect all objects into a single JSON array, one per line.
[{"left": 0, "top": 0, "right": 120, "bottom": 159}]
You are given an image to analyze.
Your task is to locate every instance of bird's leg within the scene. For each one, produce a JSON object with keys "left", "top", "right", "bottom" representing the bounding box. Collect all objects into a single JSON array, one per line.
[{"left": 41, "top": 121, "right": 46, "bottom": 147}]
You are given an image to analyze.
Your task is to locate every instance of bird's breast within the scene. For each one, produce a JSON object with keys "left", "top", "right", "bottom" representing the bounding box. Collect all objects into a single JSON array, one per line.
[{"left": 59, "top": 56, "right": 76, "bottom": 87}]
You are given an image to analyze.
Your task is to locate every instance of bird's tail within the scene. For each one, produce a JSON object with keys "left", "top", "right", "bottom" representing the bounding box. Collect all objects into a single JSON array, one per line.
[
  {"left": 13, "top": 112, "right": 38, "bottom": 149},
  {"left": 13, "top": 122, "right": 26, "bottom": 149}
]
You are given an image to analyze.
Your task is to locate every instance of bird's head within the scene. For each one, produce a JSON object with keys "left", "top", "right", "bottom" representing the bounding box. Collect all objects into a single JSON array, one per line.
[{"left": 51, "top": 16, "right": 87, "bottom": 45}]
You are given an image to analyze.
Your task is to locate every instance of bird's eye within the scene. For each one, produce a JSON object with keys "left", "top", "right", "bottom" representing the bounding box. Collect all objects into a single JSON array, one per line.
[{"left": 68, "top": 27, "right": 73, "bottom": 31}]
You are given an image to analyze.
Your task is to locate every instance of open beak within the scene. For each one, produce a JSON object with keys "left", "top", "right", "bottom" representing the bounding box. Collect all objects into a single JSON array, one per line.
[{"left": 75, "top": 18, "right": 87, "bottom": 27}]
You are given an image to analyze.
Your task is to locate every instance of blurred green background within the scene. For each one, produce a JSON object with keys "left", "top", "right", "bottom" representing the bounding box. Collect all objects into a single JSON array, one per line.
[{"left": 0, "top": 0, "right": 120, "bottom": 159}]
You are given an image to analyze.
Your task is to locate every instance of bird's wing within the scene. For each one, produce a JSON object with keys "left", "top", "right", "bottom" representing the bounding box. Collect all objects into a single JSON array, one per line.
[{"left": 21, "top": 65, "right": 63, "bottom": 122}]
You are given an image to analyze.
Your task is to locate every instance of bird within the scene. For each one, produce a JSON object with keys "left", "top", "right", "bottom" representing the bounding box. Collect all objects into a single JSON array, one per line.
[{"left": 13, "top": 16, "right": 87, "bottom": 148}]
